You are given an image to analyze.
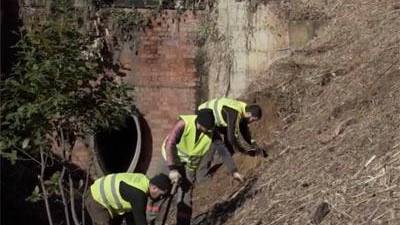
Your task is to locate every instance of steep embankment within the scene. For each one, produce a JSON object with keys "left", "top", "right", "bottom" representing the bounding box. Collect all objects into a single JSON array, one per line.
[{"left": 193, "top": 0, "right": 400, "bottom": 224}]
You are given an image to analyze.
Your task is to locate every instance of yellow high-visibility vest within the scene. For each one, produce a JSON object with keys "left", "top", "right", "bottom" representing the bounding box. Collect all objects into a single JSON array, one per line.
[
  {"left": 198, "top": 97, "right": 247, "bottom": 127},
  {"left": 90, "top": 173, "right": 149, "bottom": 216},
  {"left": 162, "top": 115, "right": 212, "bottom": 170}
]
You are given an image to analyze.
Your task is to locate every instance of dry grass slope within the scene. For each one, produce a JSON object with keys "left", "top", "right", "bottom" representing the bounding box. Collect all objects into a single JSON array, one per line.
[{"left": 193, "top": 0, "right": 400, "bottom": 224}]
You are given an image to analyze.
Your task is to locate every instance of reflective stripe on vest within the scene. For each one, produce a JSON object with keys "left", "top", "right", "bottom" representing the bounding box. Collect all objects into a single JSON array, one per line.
[
  {"left": 90, "top": 173, "right": 149, "bottom": 216},
  {"left": 161, "top": 115, "right": 212, "bottom": 170},
  {"left": 198, "top": 97, "right": 247, "bottom": 127}
]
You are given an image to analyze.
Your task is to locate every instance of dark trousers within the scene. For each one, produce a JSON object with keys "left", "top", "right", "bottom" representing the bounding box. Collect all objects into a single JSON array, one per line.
[
  {"left": 85, "top": 193, "right": 112, "bottom": 225},
  {"left": 197, "top": 137, "right": 238, "bottom": 181},
  {"left": 85, "top": 193, "right": 128, "bottom": 225},
  {"left": 175, "top": 166, "right": 196, "bottom": 225}
]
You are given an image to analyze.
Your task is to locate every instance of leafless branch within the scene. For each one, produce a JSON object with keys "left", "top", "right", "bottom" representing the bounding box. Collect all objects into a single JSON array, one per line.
[
  {"left": 39, "top": 149, "right": 54, "bottom": 225},
  {"left": 69, "top": 174, "right": 81, "bottom": 225},
  {"left": 81, "top": 168, "right": 90, "bottom": 225},
  {"left": 59, "top": 167, "right": 71, "bottom": 225}
]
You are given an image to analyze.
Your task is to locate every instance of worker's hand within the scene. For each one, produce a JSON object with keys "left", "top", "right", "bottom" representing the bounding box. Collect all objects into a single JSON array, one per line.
[
  {"left": 259, "top": 147, "right": 268, "bottom": 158},
  {"left": 232, "top": 172, "right": 245, "bottom": 183},
  {"left": 249, "top": 143, "right": 268, "bottom": 158},
  {"left": 169, "top": 169, "right": 181, "bottom": 184},
  {"left": 248, "top": 140, "right": 259, "bottom": 152}
]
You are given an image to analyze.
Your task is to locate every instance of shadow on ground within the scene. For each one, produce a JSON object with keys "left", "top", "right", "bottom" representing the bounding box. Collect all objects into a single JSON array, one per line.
[{"left": 192, "top": 177, "right": 259, "bottom": 225}]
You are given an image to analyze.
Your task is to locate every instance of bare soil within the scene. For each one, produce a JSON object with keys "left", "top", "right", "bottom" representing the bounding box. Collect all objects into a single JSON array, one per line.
[{"left": 192, "top": 0, "right": 400, "bottom": 224}]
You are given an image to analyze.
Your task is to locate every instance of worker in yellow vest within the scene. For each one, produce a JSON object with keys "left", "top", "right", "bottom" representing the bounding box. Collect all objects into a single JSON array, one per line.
[
  {"left": 197, "top": 97, "right": 264, "bottom": 181},
  {"left": 85, "top": 173, "right": 171, "bottom": 225},
  {"left": 148, "top": 109, "right": 215, "bottom": 225}
]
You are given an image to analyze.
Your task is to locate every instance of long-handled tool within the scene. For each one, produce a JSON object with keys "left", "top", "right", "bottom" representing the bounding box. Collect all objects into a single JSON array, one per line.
[{"left": 161, "top": 182, "right": 178, "bottom": 225}]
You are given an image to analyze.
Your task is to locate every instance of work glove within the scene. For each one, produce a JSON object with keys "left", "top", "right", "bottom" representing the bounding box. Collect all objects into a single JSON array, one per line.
[
  {"left": 169, "top": 169, "right": 181, "bottom": 184},
  {"left": 249, "top": 142, "right": 268, "bottom": 158},
  {"left": 257, "top": 147, "right": 268, "bottom": 158},
  {"left": 232, "top": 172, "right": 245, "bottom": 183}
]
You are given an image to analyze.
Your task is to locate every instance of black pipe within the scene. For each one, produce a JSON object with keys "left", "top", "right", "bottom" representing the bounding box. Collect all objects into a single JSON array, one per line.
[{"left": 94, "top": 114, "right": 142, "bottom": 174}]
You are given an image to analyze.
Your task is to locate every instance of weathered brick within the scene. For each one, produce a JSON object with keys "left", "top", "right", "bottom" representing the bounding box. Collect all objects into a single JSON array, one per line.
[{"left": 117, "top": 9, "right": 205, "bottom": 175}]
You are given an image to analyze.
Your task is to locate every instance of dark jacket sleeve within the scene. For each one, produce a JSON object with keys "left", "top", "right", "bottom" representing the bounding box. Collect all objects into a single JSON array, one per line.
[
  {"left": 239, "top": 118, "right": 252, "bottom": 144},
  {"left": 222, "top": 106, "right": 254, "bottom": 152},
  {"left": 235, "top": 118, "right": 256, "bottom": 152},
  {"left": 222, "top": 106, "right": 239, "bottom": 147},
  {"left": 119, "top": 181, "right": 148, "bottom": 225}
]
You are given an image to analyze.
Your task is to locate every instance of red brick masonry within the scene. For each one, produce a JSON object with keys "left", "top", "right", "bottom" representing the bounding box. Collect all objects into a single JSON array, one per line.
[{"left": 120, "top": 10, "right": 204, "bottom": 175}]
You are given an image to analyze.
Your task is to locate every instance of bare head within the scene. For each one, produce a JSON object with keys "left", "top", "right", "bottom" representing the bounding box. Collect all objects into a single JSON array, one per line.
[{"left": 245, "top": 105, "right": 262, "bottom": 123}]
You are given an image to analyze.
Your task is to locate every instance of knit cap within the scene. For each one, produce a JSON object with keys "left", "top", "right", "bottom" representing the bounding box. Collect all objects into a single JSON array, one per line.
[
  {"left": 150, "top": 174, "right": 172, "bottom": 192},
  {"left": 196, "top": 109, "right": 215, "bottom": 130}
]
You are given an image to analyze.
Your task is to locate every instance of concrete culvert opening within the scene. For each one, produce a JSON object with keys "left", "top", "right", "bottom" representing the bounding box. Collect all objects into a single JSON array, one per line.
[{"left": 94, "top": 114, "right": 142, "bottom": 174}]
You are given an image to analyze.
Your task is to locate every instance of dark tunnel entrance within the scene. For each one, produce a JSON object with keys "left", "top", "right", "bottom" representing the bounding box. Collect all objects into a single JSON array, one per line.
[{"left": 94, "top": 115, "right": 142, "bottom": 174}]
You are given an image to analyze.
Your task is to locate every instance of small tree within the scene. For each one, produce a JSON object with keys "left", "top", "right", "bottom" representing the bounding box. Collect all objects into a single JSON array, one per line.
[{"left": 0, "top": 0, "right": 134, "bottom": 224}]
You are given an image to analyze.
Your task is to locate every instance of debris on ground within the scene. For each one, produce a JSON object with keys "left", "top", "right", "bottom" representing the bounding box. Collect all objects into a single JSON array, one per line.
[{"left": 191, "top": 0, "right": 400, "bottom": 224}]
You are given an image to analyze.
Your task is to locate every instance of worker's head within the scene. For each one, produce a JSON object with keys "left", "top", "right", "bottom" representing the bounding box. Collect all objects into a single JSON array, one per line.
[
  {"left": 149, "top": 174, "right": 172, "bottom": 200},
  {"left": 245, "top": 105, "right": 262, "bottom": 123},
  {"left": 196, "top": 109, "right": 215, "bottom": 133}
]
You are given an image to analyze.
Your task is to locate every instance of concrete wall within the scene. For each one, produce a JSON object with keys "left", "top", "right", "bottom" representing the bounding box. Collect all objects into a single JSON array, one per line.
[
  {"left": 206, "top": 0, "right": 289, "bottom": 98},
  {"left": 207, "top": 0, "right": 318, "bottom": 98}
]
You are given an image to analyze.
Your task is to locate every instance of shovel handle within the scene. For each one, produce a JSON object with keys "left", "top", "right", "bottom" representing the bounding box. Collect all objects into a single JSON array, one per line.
[
  {"left": 170, "top": 182, "right": 178, "bottom": 195},
  {"left": 160, "top": 182, "right": 179, "bottom": 225}
]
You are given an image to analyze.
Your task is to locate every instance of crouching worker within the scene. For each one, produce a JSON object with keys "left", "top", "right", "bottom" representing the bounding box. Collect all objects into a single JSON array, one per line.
[
  {"left": 197, "top": 97, "right": 264, "bottom": 182},
  {"left": 85, "top": 173, "right": 172, "bottom": 225},
  {"left": 147, "top": 109, "right": 216, "bottom": 225}
]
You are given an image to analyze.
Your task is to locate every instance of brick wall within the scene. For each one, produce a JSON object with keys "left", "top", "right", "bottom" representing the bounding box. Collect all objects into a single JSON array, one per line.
[{"left": 119, "top": 10, "right": 203, "bottom": 175}]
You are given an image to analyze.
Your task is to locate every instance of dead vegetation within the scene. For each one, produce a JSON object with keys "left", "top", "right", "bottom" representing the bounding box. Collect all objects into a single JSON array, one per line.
[{"left": 192, "top": 0, "right": 400, "bottom": 224}]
